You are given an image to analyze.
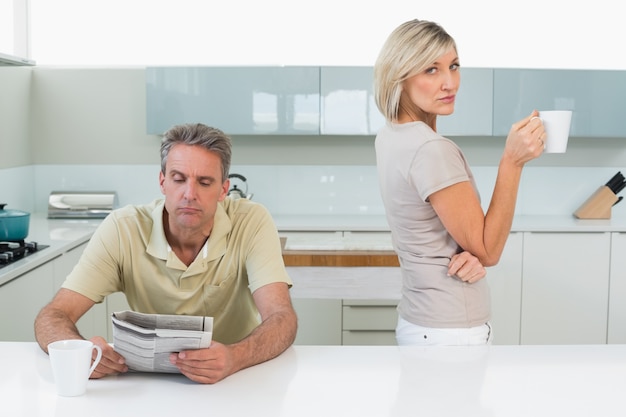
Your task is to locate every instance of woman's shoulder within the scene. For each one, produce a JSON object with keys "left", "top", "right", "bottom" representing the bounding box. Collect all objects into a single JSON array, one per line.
[{"left": 378, "top": 121, "right": 459, "bottom": 150}]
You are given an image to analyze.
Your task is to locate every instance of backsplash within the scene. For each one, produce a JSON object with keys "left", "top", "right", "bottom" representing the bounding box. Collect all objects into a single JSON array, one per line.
[{"left": 3, "top": 164, "right": 626, "bottom": 220}]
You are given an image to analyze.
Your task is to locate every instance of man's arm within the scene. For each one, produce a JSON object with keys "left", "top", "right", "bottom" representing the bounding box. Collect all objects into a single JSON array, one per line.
[
  {"left": 170, "top": 282, "right": 297, "bottom": 384},
  {"left": 34, "top": 288, "right": 128, "bottom": 378}
]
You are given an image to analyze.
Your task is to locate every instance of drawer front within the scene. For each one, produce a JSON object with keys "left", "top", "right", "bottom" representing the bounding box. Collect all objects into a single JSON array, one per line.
[
  {"left": 342, "top": 305, "right": 398, "bottom": 330},
  {"left": 342, "top": 330, "right": 397, "bottom": 346}
]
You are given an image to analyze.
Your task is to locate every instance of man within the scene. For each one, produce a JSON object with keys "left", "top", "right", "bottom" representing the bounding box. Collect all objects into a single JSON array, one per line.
[{"left": 35, "top": 123, "right": 297, "bottom": 384}]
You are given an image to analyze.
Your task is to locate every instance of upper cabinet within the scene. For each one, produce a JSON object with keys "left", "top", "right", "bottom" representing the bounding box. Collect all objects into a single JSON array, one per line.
[
  {"left": 146, "top": 67, "right": 320, "bottom": 135},
  {"left": 319, "top": 67, "right": 493, "bottom": 136},
  {"left": 146, "top": 66, "right": 626, "bottom": 138},
  {"left": 438, "top": 68, "right": 493, "bottom": 136},
  {"left": 320, "top": 66, "right": 384, "bottom": 135},
  {"left": 493, "top": 69, "right": 626, "bottom": 137}
]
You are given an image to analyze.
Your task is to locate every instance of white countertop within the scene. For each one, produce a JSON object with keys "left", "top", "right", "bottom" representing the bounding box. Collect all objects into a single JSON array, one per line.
[
  {"left": 4, "top": 341, "right": 626, "bottom": 417},
  {"left": 0, "top": 214, "right": 101, "bottom": 286},
  {"left": 274, "top": 213, "right": 626, "bottom": 233}
]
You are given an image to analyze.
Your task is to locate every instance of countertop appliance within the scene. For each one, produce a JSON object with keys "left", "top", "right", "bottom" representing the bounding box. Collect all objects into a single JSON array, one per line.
[{"left": 48, "top": 191, "right": 118, "bottom": 219}]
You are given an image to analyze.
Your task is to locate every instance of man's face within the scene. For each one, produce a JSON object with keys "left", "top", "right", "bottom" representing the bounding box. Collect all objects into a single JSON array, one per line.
[{"left": 159, "top": 144, "right": 228, "bottom": 235}]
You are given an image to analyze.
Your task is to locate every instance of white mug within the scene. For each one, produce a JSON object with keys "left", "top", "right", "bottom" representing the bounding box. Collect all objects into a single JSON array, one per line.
[
  {"left": 48, "top": 339, "right": 103, "bottom": 396},
  {"left": 538, "top": 110, "right": 572, "bottom": 153}
]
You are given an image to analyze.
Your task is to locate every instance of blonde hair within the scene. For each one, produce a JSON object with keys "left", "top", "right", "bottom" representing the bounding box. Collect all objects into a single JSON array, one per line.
[{"left": 374, "top": 19, "right": 457, "bottom": 122}]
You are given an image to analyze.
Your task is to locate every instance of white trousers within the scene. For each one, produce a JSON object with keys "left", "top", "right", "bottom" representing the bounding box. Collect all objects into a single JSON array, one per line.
[{"left": 396, "top": 316, "right": 492, "bottom": 346}]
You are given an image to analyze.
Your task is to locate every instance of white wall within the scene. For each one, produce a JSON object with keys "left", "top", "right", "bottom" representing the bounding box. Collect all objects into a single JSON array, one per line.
[
  {"left": 29, "top": 0, "right": 626, "bottom": 70},
  {"left": 31, "top": 0, "right": 626, "bottom": 69}
]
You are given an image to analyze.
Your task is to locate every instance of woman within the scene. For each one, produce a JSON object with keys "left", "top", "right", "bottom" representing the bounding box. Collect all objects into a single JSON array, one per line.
[{"left": 374, "top": 19, "right": 545, "bottom": 345}]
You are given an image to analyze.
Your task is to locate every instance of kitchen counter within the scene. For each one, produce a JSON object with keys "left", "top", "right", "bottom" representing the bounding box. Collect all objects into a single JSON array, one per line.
[
  {"left": 274, "top": 213, "right": 626, "bottom": 233},
  {"left": 5, "top": 341, "right": 626, "bottom": 417},
  {"left": 0, "top": 213, "right": 101, "bottom": 287}
]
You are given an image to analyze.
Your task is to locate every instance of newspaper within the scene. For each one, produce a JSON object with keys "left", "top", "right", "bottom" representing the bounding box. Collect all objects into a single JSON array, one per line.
[{"left": 111, "top": 310, "right": 213, "bottom": 373}]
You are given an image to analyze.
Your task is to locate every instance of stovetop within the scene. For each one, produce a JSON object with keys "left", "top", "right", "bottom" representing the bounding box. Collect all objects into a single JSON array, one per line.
[{"left": 0, "top": 241, "right": 50, "bottom": 269}]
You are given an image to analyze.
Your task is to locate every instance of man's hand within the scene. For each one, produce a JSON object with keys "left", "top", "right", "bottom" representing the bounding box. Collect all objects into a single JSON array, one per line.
[
  {"left": 169, "top": 341, "right": 233, "bottom": 384},
  {"left": 89, "top": 336, "right": 128, "bottom": 379},
  {"left": 170, "top": 282, "right": 297, "bottom": 384},
  {"left": 448, "top": 251, "right": 487, "bottom": 284}
]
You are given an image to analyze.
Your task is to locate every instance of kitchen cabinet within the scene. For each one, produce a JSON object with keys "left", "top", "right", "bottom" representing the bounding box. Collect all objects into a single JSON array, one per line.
[
  {"left": 292, "top": 298, "right": 342, "bottom": 345},
  {"left": 146, "top": 66, "right": 320, "bottom": 135},
  {"left": 319, "top": 66, "right": 493, "bottom": 136},
  {"left": 320, "top": 66, "right": 384, "bottom": 135},
  {"left": 52, "top": 242, "right": 108, "bottom": 340},
  {"left": 146, "top": 66, "right": 494, "bottom": 137},
  {"left": 0, "top": 260, "right": 55, "bottom": 341},
  {"left": 520, "top": 232, "right": 610, "bottom": 344},
  {"left": 493, "top": 69, "right": 626, "bottom": 137},
  {"left": 0, "top": 241, "right": 105, "bottom": 343},
  {"left": 341, "top": 299, "right": 398, "bottom": 345},
  {"left": 437, "top": 68, "right": 494, "bottom": 136},
  {"left": 486, "top": 232, "right": 523, "bottom": 345},
  {"left": 608, "top": 232, "right": 626, "bottom": 343}
]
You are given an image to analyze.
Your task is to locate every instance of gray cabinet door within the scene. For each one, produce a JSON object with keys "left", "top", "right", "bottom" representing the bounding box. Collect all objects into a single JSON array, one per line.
[
  {"left": 146, "top": 66, "right": 320, "bottom": 135},
  {"left": 608, "top": 232, "right": 626, "bottom": 343},
  {"left": 0, "top": 261, "right": 55, "bottom": 341},
  {"left": 320, "top": 66, "right": 384, "bottom": 135},
  {"left": 521, "top": 232, "right": 610, "bottom": 344},
  {"left": 53, "top": 242, "right": 107, "bottom": 340},
  {"left": 493, "top": 69, "right": 626, "bottom": 137},
  {"left": 438, "top": 68, "right": 494, "bottom": 136},
  {"left": 292, "top": 298, "right": 342, "bottom": 345},
  {"left": 320, "top": 66, "right": 493, "bottom": 137},
  {"left": 486, "top": 232, "right": 523, "bottom": 345}
]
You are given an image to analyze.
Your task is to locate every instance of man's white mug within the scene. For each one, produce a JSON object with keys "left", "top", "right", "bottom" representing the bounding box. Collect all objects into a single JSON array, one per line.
[
  {"left": 48, "top": 339, "right": 102, "bottom": 396},
  {"left": 538, "top": 110, "right": 572, "bottom": 153}
]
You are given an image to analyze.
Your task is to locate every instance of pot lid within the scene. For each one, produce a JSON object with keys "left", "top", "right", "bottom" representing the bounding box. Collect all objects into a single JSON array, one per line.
[{"left": 0, "top": 204, "right": 30, "bottom": 217}]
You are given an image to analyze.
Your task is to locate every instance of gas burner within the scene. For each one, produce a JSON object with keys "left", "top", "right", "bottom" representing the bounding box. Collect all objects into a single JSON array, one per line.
[{"left": 0, "top": 240, "right": 49, "bottom": 268}]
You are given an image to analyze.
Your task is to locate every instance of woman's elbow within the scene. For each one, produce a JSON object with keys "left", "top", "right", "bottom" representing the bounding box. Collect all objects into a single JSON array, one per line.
[{"left": 480, "top": 253, "right": 501, "bottom": 268}]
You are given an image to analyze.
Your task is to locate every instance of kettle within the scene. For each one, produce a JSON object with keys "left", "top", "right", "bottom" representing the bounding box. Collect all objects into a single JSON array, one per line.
[{"left": 227, "top": 173, "right": 253, "bottom": 200}]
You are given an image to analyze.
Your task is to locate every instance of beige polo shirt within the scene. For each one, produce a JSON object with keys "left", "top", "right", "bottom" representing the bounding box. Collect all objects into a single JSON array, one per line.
[{"left": 62, "top": 198, "right": 292, "bottom": 344}]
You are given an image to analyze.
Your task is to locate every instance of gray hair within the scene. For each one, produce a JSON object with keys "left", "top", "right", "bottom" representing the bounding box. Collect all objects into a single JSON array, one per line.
[
  {"left": 374, "top": 19, "right": 457, "bottom": 122},
  {"left": 160, "top": 123, "right": 232, "bottom": 182}
]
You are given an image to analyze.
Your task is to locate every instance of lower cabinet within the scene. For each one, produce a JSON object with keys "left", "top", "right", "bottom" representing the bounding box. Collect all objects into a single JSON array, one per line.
[
  {"left": 607, "top": 232, "right": 626, "bottom": 343},
  {"left": 6, "top": 230, "right": 617, "bottom": 346},
  {"left": 521, "top": 232, "right": 610, "bottom": 344},
  {"left": 0, "top": 260, "right": 56, "bottom": 341},
  {"left": 52, "top": 242, "right": 108, "bottom": 341},
  {"left": 290, "top": 231, "right": 614, "bottom": 346},
  {"left": 341, "top": 299, "right": 398, "bottom": 345},
  {"left": 0, "top": 241, "right": 105, "bottom": 343},
  {"left": 292, "top": 298, "right": 342, "bottom": 345},
  {"left": 486, "top": 232, "right": 523, "bottom": 345},
  {"left": 292, "top": 298, "right": 398, "bottom": 346}
]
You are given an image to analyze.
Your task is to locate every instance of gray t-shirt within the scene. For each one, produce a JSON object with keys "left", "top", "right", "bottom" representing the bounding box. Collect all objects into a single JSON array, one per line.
[{"left": 375, "top": 121, "right": 490, "bottom": 328}]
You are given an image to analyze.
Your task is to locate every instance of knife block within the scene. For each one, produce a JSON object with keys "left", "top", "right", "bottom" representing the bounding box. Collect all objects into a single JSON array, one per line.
[{"left": 573, "top": 186, "right": 618, "bottom": 219}]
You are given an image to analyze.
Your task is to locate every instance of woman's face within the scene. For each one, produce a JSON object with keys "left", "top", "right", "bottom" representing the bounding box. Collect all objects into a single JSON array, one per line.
[{"left": 402, "top": 48, "right": 460, "bottom": 117}]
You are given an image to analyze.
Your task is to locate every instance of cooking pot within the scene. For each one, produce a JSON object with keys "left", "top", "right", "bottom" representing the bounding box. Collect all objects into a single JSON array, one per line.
[
  {"left": 0, "top": 204, "right": 30, "bottom": 241},
  {"left": 227, "top": 173, "right": 253, "bottom": 200}
]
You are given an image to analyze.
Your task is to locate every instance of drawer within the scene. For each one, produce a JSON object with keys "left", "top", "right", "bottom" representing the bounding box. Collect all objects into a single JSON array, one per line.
[
  {"left": 342, "top": 330, "right": 397, "bottom": 346},
  {"left": 342, "top": 300, "right": 398, "bottom": 331}
]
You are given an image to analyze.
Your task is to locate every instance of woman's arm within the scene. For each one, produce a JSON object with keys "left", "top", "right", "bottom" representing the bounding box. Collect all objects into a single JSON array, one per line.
[{"left": 430, "top": 111, "right": 545, "bottom": 266}]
